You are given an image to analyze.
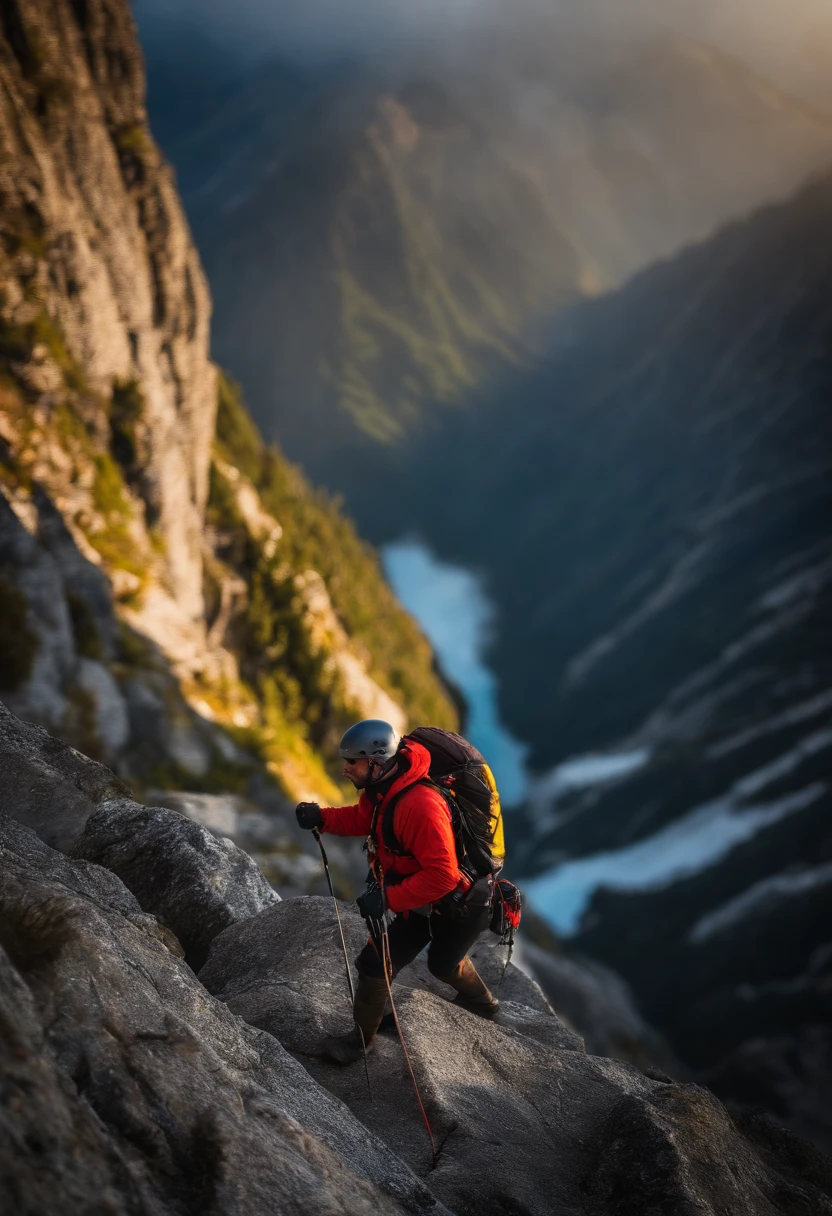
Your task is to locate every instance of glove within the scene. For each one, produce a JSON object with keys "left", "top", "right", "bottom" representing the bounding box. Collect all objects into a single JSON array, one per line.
[
  {"left": 295, "top": 801, "right": 323, "bottom": 830},
  {"left": 356, "top": 885, "right": 387, "bottom": 922}
]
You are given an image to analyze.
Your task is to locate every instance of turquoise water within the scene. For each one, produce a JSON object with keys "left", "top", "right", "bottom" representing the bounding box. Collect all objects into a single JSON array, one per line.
[{"left": 382, "top": 538, "right": 529, "bottom": 805}]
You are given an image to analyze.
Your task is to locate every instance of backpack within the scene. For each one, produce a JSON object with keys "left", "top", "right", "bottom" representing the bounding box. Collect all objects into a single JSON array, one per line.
[{"left": 382, "top": 726, "right": 507, "bottom": 881}]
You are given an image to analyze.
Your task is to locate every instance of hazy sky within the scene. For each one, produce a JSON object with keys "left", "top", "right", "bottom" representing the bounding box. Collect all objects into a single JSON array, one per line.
[
  {"left": 134, "top": 0, "right": 828, "bottom": 56},
  {"left": 134, "top": 0, "right": 832, "bottom": 103}
]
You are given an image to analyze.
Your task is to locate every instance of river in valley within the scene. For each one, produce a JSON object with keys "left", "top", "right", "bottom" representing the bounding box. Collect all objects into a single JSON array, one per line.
[
  {"left": 382, "top": 538, "right": 816, "bottom": 938},
  {"left": 383, "top": 539, "right": 654, "bottom": 928}
]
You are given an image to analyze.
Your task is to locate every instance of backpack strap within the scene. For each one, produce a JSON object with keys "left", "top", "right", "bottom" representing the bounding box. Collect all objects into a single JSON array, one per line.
[{"left": 381, "top": 778, "right": 456, "bottom": 859}]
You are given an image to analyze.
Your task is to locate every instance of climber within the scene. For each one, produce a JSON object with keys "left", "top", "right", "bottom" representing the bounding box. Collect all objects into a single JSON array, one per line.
[{"left": 295, "top": 718, "right": 499, "bottom": 1065}]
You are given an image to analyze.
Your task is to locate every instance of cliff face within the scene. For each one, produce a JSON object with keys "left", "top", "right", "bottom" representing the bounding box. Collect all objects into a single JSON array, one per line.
[
  {"left": 0, "top": 0, "right": 215, "bottom": 643},
  {"left": 0, "top": 0, "right": 456, "bottom": 811}
]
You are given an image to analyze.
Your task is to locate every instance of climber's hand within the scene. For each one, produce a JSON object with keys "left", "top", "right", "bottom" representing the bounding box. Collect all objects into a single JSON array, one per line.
[
  {"left": 295, "top": 802, "right": 323, "bottom": 830},
  {"left": 356, "top": 886, "right": 387, "bottom": 922}
]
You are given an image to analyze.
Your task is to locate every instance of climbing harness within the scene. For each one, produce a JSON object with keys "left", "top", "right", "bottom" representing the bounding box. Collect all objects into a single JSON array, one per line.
[{"left": 312, "top": 828, "right": 372, "bottom": 1098}]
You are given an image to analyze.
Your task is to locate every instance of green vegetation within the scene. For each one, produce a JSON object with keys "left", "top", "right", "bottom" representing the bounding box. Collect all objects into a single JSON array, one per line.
[
  {"left": 214, "top": 371, "right": 457, "bottom": 733},
  {"left": 0, "top": 575, "right": 39, "bottom": 692},
  {"left": 109, "top": 378, "right": 145, "bottom": 481},
  {"left": 0, "top": 303, "right": 149, "bottom": 597},
  {"left": 113, "top": 124, "right": 151, "bottom": 158},
  {"left": 0, "top": 306, "right": 88, "bottom": 394}
]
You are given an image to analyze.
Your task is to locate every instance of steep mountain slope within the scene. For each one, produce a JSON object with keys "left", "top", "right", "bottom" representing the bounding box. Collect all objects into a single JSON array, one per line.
[
  {"left": 141, "top": 21, "right": 832, "bottom": 472},
  {"left": 0, "top": 0, "right": 456, "bottom": 813},
  {"left": 4, "top": 702, "right": 832, "bottom": 1214},
  {"left": 446, "top": 172, "right": 832, "bottom": 771},
  {"left": 419, "top": 171, "right": 831, "bottom": 1149}
]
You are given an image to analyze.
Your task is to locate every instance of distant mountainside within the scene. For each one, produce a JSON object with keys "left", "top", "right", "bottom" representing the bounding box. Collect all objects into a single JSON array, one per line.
[
  {"left": 421, "top": 170, "right": 830, "bottom": 1150},
  {"left": 142, "top": 23, "right": 832, "bottom": 474},
  {"left": 0, "top": 0, "right": 456, "bottom": 813}
]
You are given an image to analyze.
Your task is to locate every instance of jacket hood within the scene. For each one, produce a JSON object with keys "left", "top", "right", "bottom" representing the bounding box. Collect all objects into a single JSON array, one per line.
[{"left": 373, "top": 738, "right": 432, "bottom": 806}]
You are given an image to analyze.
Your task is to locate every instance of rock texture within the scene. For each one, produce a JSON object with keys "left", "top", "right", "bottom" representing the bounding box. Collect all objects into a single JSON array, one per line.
[
  {"left": 0, "top": 0, "right": 216, "bottom": 650},
  {"left": 201, "top": 896, "right": 832, "bottom": 1215},
  {"left": 71, "top": 797, "right": 280, "bottom": 969},
  {"left": 0, "top": 696, "right": 127, "bottom": 850},
  {"left": 0, "top": 813, "right": 444, "bottom": 1215},
  {"left": 2, "top": 702, "right": 832, "bottom": 1214}
]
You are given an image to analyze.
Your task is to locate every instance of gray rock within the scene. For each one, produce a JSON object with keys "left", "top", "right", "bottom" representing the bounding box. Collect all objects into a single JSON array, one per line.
[
  {"left": 0, "top": 698, "right": 128, "bottom": 850},
  {"left": 70, "top": 797, "right": 280, "bottom": 968},
  {"left": 148, "top": 788, "right": 333, "bottom": 898},
  {"left": 1, "top": 812, "right": 142, "bottom": 921},
  {"left": 397, "top": 936, "right": 585, "bottom": 1053},
  {"left": 0, "top": 817, "right": 444, "bottom": 1215},
  {"left": 200, "top": 897, "right": 369, "bottom": 1055},
  {"left": 32, "top": 486, "right": 119, "bottom": 660},
  {"left": 149, "top": 789, "right": 245, "bottom": 836},
  {"left": 165, "top": 719, "right": 212, "bottom": 776},
  {"left": 200, "top": 897, "right": 583, "bottom": 1056},
  {"left": 202, "top": 895, "right": 832, "bottom": 1215},
  {"left": 0, "top": 944, "right": 140, "bottom": 1216},
  {"left": 76, "top": 657, "right": 131, "bottom": 757},
  {"left": 0, "top": 491, "right": 76, "bottom": 732}
]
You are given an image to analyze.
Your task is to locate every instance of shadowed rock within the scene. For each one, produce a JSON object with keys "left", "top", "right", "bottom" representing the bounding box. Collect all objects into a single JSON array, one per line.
[
  {"left": 70, "top": 798, "right": 280, "bottom": 969},
  {"left": 0, "top": 699, "right": 128, "bottom": 851},
  {"left": 202, "top": 894, "right": 832, "bottom": 1214},
  {"left": 0, "top": 815, "right": 450, "bottom": 1216},
  {"left": 199, "top": 896, "right": 583, "bottom": 1057},
  {"left": 398, "top": 936, "right": 586, "bottom": 1053}
]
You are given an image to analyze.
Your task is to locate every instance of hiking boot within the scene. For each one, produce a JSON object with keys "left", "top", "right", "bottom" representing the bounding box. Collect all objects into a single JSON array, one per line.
[
  {"left": 322, "top": 973, "right": 388, "bottom": 1065},
  {"left": 439, "top": 956, "right": 500, "bottom": 1020},
  {"left": 453, "top": 992, "right": 500, "bottom": 1019}
]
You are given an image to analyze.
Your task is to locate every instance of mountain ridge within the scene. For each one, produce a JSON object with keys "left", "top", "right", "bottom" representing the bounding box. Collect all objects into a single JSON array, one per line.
[{"left": 140, "top": 22, "right": 832, "bottom": 472}]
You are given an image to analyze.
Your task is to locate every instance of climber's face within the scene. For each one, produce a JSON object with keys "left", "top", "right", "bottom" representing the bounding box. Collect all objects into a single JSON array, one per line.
[{"left": 343, "top": 756, "right": 372, "bottom": 788}]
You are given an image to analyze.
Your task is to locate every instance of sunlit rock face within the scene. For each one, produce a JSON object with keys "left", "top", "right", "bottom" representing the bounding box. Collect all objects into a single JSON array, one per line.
[{"left": 0, "top": 0, "right": 216, "bottom": 651}]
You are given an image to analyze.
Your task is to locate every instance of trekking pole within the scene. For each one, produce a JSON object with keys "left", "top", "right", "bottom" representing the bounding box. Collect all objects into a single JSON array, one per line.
[
  {"left": 371, "top": 911, "right": 440, "bottom": 1170},
  {"left": 311, "top": 829, "right": 372, "bottom": 1097}
]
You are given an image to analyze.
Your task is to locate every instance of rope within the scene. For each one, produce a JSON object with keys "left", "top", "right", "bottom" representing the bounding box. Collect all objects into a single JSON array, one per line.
[{"left": 379, "top": 921, "right": 440, "bottom": 1170}]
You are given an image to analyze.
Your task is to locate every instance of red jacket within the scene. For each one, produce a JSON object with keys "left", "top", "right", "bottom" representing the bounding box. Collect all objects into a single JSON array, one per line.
[{"left": 320, "top": 739, "right": 465, "bottom": 914}]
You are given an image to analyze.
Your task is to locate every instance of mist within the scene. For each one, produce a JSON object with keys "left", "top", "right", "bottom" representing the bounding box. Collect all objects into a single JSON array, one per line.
[{"left": 134, "top": 0, "right": 832, "bottom": 103}]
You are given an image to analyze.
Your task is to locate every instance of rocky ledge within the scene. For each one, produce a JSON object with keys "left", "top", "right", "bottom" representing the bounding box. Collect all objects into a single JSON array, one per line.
[{"left": 2, "top": 702, "right": 831, "bottom": 1214}]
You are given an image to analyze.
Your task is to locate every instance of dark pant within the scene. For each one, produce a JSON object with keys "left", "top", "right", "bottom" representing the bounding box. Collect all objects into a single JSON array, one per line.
[{"left": 356, "top": 903, "right": 492, "bottom": 981}]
